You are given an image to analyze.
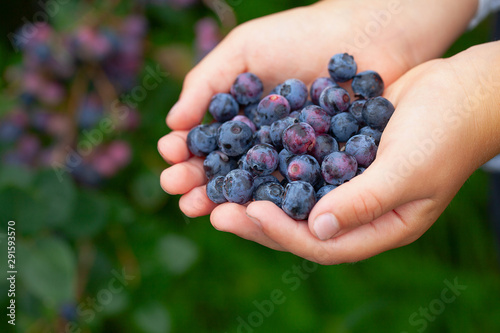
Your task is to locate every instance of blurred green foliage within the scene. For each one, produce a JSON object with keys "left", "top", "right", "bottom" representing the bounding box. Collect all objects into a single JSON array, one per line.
[{"left": 0, "top": 1, "right": 499, "bottom": 333}]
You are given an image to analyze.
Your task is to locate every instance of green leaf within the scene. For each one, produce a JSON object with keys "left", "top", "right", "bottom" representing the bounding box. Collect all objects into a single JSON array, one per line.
[
  {"left": 0, "top": 165, "right": 33, "bottom": 190},
  {"left": 133, "top": 302, "right": 171, "bottom": 333},
  {"left": 33, "top": 169, "right": 76, "bottom": 227},
  {"left": 130, "top": 170, "right": 167, "bottom": 211},
  {"left": 157, "top": 234, "right": 198, "bottom": 275},
  {"left": 0, "top": 187, "right": 47, "bottom": 234},
  {"left": 17, "top": 237, "right": 76, "bottom": 307},
  {"left": 60, "top": 189, "right": 109, "bottom": 238}
]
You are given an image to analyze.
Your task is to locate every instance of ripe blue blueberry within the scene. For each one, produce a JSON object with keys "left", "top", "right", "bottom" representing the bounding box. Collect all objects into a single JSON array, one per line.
[
  {"left": 282, "top": 122, "right": 316, "bottom": 155},
  {"left": 187, "top": 123, "right": 219, "bottom": 157},
  {"left": 279, "top": 78, "right": 308, "bottom": 111},
  {"left": 253, "top": 175, "right": 280, "bottom": 189},
  {"left": 203, "top": 150, "right": 238, "bottom": 179},
  {"left": 359, "top": 126, "right": 382, "bottom": 145},
  {"left": 345, "top": 134, "right": 377, "bottom": 167},
  {"left": 328, "top": 53, "right": 357, "bottom": 82},
  {"left": 254, "top": 182, "right": 285, "bottom": 208},
  {"left": 349, "top": 99, "right": 367, "bottom": 125},
  {"left": 321, "top": 151, "right": 358, "bottom": 185},
  {"left": 230, "top": 72, "right": 264, "bottom": 105},
  {"left": 310, "top": 77, "right": 338, "bottom": 105},
  {"left": 319, "top": 86, "right": 351, "bottom": 115},
  {"left": 206, "top": 176, "right": 227, "bottom": 204},
  {"left": 255, "top": 94, "right": 291, "bottom": 127},
  {"left": 310, "top": 134, "right": 339, "bottom": 164},
  {"left": 282, "top": 181, "right": 317, "bottom": 220},
  {"left": 223, "top": 169, "right": 254, "bottom": 204},
  {"left": 352, "top": 70, "right": 384, "bottom": 99},
  {"left": 270, "top": 117, "right": 297, "bottom": 150},
  {"left": 298, "top": 105, "right": 331, "bottom": 134},
  {"left": 286, "top": 154, "right": 322, "bottom": 187},
  {"left": 278, "top": 148, "right": 295, "bottom": 178},
  {"left": 245, "top": 144, "right": 279, "bottom": 176},
  {"left": 217, "top": 120, "right": 254, "bottom": 156},
  {"left": 316, "top": 184, "right": 338, "bottom": 200},
  {"left": 362, "top": 96, "right": 395, "bottom": 130},
  {"left": 330, "top": 112, "right": 359, "bottom": 142},
  {"left": 232, "top": 115, "right": 257, "bottom": 132},
  {"left": 254, "top": 125, "right": 273, "bottom": 146},
  {"left": 208, "top": 93, "right": 239, "bottom": 122}
]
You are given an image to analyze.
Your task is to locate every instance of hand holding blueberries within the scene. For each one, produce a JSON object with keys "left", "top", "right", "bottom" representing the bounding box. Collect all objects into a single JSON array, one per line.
[{"left": 158, "top": 0, "right": 500, "bottom": 264}]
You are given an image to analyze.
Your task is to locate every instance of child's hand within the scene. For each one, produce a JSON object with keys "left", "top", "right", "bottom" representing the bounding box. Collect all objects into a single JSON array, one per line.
[{"left": 158, "top": 0, "right": 481, "bottom": 258}]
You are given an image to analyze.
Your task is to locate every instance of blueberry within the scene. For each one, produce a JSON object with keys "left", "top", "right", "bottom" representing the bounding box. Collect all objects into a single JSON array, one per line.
[
  {"left": 345, "top": 134, "right": 377, "bottom": 167},
  {"left": 207, "top": 176, "right": 228, "bottom": 204},
  {"left": 298, "top": 105, "right": 331, "bottom": 134},
  {"left": 287, "top": 154, "right": 322, "bottom": 186},
  {"left": 255, "top": 94, "right": 291, "bottom": 127},
  {"left": 330, "top": 112, "right": 359, "bottom": 142},
  {"left": 352, "top": 70, "right": 384, "bottom": 99},
  {"left": 282, "top": 181, "right": 317, "bottom": 220},
  {"left": 289, "top": 111, "right": 301, "bottom": 119},
  {"left": 271, "top": 83, "right": 283, "bottom": 95},
  {"left": 203, "top": 150, "right": 238, "bottom": 178},
  {"left": 310, "top": 134, "right": 339, "bottom": 164},
  {"left": 253, "top": 175, "right": 280, "bottom": 189},
  {"left": 245, "top": 144, "right": 279, "bottom": 176},
  {"left": 223, "top": 169, "right": 254, "bottom": 204},
  {"left": 321, "top": 151, "right": 358, "bottom": 185},
  {"left": 310, "top": 77, "right": 338, "bottom": 105},
  {"left": 243, "top": 102, "right": 260, "bottom": 124},
  {"left": 187, "top": 123, "right": 219, "bottom": 157},
  {"left": 254, "top": 125, "right": 273, "bottom": 145},
  {"left": 208, "top": 93, "right": 239, "bottom": 122},
  {"left": 282, "top": 122, "right": 316, "bottom": 155},
  {"left": 316, "top": 184, "right": 338, "bottom": 200},
  {"left": 356, "top": 167, "right": 366, "bottom": 176},
  {"left": 230, "top": 72, "right": 264, "bottom": 105},
  {"left": 362, "top": 96, "right": 395, "bottom": 130},
  {"left": 217, "top": 120, "right": 254, "bottom": 156},
  {"left": 232, "top": 115, "right": 257, "bottom": 132},
  {"left": 270, "top": 117, "right": 298, "bottom": 150},
  {"left": 319, "top": 86, "right": 351, "bottom": 116},
  {"left": 359, "top": 126, "right": 382, "bottom": 145},
  {"left": 278, "top": 148, "right": 295, "bottom": 178},
  {"left": 254, "top": 182, "right": 285, "bottom": 208},
  {"left": 279, "top": 79, "right": 308, "bottom": 111},
  {"left": 349, "top": 99, "right": 367, "bottom": 125},
  {"left": 238, "top": 153, "right": 252, "bottom": 172},
  {"left": 328, "top": 53, "right": 357, "bottom": 82}
]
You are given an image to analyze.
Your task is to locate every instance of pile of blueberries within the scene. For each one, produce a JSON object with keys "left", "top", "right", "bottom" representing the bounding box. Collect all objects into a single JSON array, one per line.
[{"left": 186, "top": 53, "right": 395, "bottom": 220}]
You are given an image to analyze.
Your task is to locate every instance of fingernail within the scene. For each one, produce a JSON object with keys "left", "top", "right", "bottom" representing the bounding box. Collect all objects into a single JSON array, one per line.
[
  {"left": 313, "top": 213, "right": 340, "bottom": 240},
  {"left": 246, "top": 212, "right": 262, "bottom": 229}
]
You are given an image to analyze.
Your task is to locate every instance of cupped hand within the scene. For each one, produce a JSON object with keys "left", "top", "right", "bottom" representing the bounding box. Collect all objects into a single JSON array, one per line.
[{"left": 158, "top": 0, "right": 481, "bottom": 256}]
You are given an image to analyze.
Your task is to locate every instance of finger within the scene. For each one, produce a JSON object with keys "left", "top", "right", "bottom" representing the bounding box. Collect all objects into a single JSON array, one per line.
[
  {"left": 179, "top": 185, "right": 218, "bottom": 218},
  {"left": 211, "top": 203, "right": 287, "bottom": 251},
  {"left": 160, "top": 157, "right": 206, "bottom": 195},
  {"left": 247, "top": 199, "right": 436, "bottom": 265},
  {"left": 166, "top": 33, "right": 246, "bottom": 131},
  {"left": 158, "top": 131, "right": 191, "bottom": 165}
]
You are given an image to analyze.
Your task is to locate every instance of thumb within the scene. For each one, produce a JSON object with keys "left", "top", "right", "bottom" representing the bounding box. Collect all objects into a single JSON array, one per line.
[
  {"left": 166, "top": 32, "right": 245, "bottom": 131},
  {"left": 308, "top": 156, "right": 424, "bottom": 241}
]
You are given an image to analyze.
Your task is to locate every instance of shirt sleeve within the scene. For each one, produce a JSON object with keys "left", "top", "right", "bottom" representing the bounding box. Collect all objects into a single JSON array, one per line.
[{"left": 469, "top": 0, "right": 500, "bottom": 29}]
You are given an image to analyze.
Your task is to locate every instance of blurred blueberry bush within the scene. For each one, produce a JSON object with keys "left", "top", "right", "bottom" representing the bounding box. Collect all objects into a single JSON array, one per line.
[{"left": 0, "top": 1, "right": 499, "bottom": 333}]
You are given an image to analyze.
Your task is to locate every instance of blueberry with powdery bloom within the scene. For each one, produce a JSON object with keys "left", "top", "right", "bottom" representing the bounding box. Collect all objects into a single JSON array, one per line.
[
  {"left": 271, "top": 83, "right": 283, "bottom": 95},
  {"left": 243, "top": 102, "right": 259, "bottom": 124},
  {"left": 362, "top": 96, "right": 395, "bottom": 130},
  {"left": 345, "top": 134, "right": 378, "bottom": 167},
  {"left": 310, "top": 134, "right": 339, "bottom": 164},
  {"left": 359, "top": 126, "right": 382, "bottom": 145},
  {"left": 203, "top": 150, "right": 238, "bottom": 179},
  {"left": 299, "top": 105, "right": 331, "bottom": 134},
  {"left": 223, "top": 169, "right": 254, "bottom": 204},
  {"left": 206, "top": 176, "right": 227, "bottom": 204},
  {"left": 316, "top": 184, "right": 338, "bottom": 200},
  {"left": 245, "top": 144, "right": 279, "bottom": 176},
  {"left": 187, "top": 124, "right": 219, "bottom": 157},
  {"left": 255, "top": 94, "right": 291, "bottom": 127},
  {"left": 352, "top": 70, "right": 384, "bottom": 99},
  {"left": 208, "top": 93, "right": 239, "bottom": 122},
  {"left": 253, "top": 175, "right": 280, "bottom": 189},
  {"left": 254, "top": 182, "right": 285, "bottom": 208},
  {"left": 278, "top": 149, "right": 295, "bottom": 178},
  {"left": 356, "top": 167, "right": 366, "bottom": 176},
  {"left": 232, "top": 115, "right": 256, "bottom": 132},
  {"left": 230, "top": 72, "right": 264, "bottom": 105},
  {"left": 349, "top": 99, "right": 366, "bottom": 125},
  {"left": 328, "top": 53, "right": 357, "bottom": 82},
  {"left": 279, "top": 79, "right": 308, "bottom": 111},
  {"left": 253, "top": 125, "right": 273, "bottom": 145},
  {"left": 282, "top": 181, "right": 317, "bottom": 220},
  {"left": 282, "top": 122, "right": 316, "bottom": 155},
  {"left": 270, "top": 117, "right": 298, "bottom": 150},
  {"left": 286, "top": 155, "right": 322, "bottom": 187},
  {"left": 310, "top": 77, "right": 338, "bottom": 105},
  {"left": 321, "top": 151, "right": 358, "bottom": 185},
  {"left": 238, "top": 153, "right": 252, "bottom": 172},
  {"left": 319, "top": 86, "right": 351, "bottom": 116},
  {"left": 330, "top": 112, "right": 359, "bottom": 142},
  {"left": 217, "top": 120, "right": 254, "bottom": 157},
  {"left": 289, "top": 111, "right": 300, "bottom": 119}
]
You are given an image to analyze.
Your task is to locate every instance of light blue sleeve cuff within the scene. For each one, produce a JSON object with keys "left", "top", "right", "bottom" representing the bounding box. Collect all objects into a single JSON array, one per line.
[{"left": 469, "top": 0, "right": 500, "bottom": 29}]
